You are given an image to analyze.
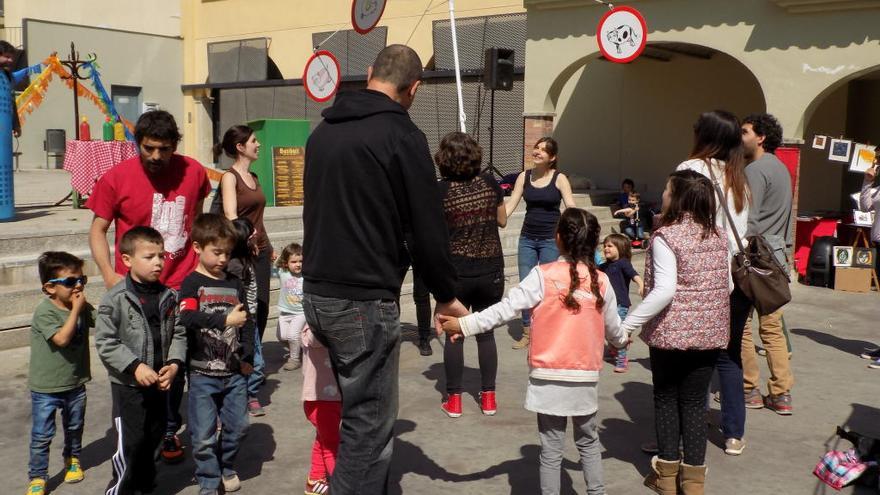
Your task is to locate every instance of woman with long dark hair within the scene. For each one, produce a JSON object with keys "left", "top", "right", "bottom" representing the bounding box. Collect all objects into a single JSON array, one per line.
[
  {"left": 505, "top": 137, "right": 578, "bottom": 350},
  {"left": 434, "top": 132, "right": 508, "bottom": 418},
  {"left": 676, "top": 110, "right": 751, "bottom": 456},
  {"left": 216, "top": 125, "right": 273, "bottom": 416}
]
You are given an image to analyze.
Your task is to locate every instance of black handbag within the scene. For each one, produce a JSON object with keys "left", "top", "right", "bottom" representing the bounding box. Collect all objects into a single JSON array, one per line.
[
  {"left": 208, "top": 172, "right": 228, "bottom": 215},
  {"left": 706, "top": 164, "right": 792, "bottom": 316}
]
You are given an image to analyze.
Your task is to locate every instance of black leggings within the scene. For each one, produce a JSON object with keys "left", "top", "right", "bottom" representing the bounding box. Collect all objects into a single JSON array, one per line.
[
  {"left": 254, "top": 247, "right": 272, "bottom": 339},
  {"left": 650, "top": 347, "right": 720, "bottom": 466},
  {"left": 444, "top": 270, "right": 504, "bottom": 394}
]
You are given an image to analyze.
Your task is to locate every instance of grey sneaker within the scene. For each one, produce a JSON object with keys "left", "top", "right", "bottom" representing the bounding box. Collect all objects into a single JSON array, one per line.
[
  {"left": 198, "top": 489, "right": 219, "bottom": 495},
  {"left": 861, "top": 348, "right": 880, "bottom": 360},
  {"left": 283, "top": 358, "right": 301, "bottom": 371},
  {"left": 763, "top": 392, "right": 793, "bottom": 415},
  {"left": 247, "top": 398, "right": 266, "bottom": 417},
  {"left": 744, "top": 388, "right": 764, "bottom": 409},
  {"left": 222, "top": 473, "right": 241, "bottom": 492},
  {"left": 724, "top": 438, "right": 745, "bottom": 455}
]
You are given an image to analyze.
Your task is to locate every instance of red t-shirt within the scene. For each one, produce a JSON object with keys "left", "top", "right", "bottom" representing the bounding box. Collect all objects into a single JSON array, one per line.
[{"left": 86, "top": 154, "right": 211, "bottom": 290}]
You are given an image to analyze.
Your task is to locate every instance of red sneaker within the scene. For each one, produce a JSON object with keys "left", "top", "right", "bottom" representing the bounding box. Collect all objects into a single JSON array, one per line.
[
  {"left": 441, "top": 393, "right": 462, "bottom": 418},
  {"left": 480, "top": 391, "right": 497, "bottom": 416},
  {"left": 161, "top": 434, "right": 184, "bottom": 464}
]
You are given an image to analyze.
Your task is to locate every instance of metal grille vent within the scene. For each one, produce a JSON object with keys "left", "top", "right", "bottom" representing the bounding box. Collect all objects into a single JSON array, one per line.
[
  {"left": 311, "top": 28, "right": 388, "bottom": 77},
  {"left": 432, "top": 13, "right": 526, "bottom": 71},
  {"left": 208, "top": 38, "right": 269, "bottom": 84}
]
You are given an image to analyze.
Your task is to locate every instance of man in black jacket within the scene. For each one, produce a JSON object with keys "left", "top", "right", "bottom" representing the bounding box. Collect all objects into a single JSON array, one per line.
[{"left": 303, "top": 44, "right": 466, "bottom": 494}]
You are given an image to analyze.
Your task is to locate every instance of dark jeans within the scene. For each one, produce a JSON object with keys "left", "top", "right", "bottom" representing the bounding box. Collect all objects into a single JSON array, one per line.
[
  {"left": 28, "top": 386, "right": 87, "bottom": 480},
  {"left": 717, "top": 287, "right": 752, "bottom": 440},
  {"left": 246, "top": 326, "right": 266, "bottom": 399},
  {"left": 412, "top": 272, "right": 432, "bottom": 341},
  {"left": 106, "top": 383, "right": 167, "bottom": 494},
  {"left": 650, "top": 347, "right": 720, "bottom": 466},
  {"left": 444, "top": 270, "right": 504, "bottom": 394},
  {"left": 188, "top": 373, "right": 248, "bottom": 490},
  {"left": 304, "top": 294, "right": 401, "bottom": 495}
]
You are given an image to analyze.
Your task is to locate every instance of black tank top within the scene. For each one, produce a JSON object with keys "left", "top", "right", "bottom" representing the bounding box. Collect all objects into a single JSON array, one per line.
[{"left": 521, "top": 170, "right": 562, "bottom": 240}]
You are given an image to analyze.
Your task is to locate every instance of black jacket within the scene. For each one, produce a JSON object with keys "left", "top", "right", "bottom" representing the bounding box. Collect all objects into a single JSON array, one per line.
[{"left": 303, "top": 89, "right": 457, "bottom": 302}]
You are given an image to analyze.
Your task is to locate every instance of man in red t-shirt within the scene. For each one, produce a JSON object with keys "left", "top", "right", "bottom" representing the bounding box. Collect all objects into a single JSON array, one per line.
[{"left": 87, "top": 110, "right": 210, "bottom": 291}]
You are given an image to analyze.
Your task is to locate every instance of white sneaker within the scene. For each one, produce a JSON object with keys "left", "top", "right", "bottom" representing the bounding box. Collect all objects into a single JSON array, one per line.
[
  {"left": 222, "top": 473, "right": 241, "bottom": 492},
  {"left": 724, "top": 438, "right": 745, "bottom": 456}
]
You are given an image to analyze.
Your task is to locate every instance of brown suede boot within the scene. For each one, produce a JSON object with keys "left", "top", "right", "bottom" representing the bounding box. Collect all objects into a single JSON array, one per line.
[
  {"left": 679, "top": 462, "right": 707, "bottom": 495},
  {"left": 644, "top": 456, "right": 680, "bottom": 495},
  {"left": 512, "top": 326, "right": 530, "bottom": 349}
]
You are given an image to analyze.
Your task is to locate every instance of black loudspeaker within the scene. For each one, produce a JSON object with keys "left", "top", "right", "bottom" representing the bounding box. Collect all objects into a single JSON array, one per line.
[
  {"left": 806, "top": 235, "right": 839, "bottom": 288},
  {"left": 484, "top": 47, "right": 514, "bottom": 91}
]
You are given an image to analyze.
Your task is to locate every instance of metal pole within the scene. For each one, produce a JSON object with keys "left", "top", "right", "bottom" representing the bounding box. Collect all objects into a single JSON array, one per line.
[
  {"left": 70, "top": 44, "right": 80, "bottom": 140},
  {"left": 489, "top": 88, "right": 494, "bottom": 171},
  {"left": 448, "top": 0, "right": 466, "bottom": 133}
]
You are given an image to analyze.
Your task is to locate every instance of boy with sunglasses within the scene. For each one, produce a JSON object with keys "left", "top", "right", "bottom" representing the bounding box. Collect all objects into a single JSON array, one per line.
[
  {"left": 95, "top": 227, "right": 187, "bottom": 495},
  {"left": 26, "top": 252, "right": 95, "bottom": 495}
]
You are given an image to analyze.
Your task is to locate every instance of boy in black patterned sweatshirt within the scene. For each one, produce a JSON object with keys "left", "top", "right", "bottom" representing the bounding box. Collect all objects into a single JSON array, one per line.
[{"left": 177, "top": 213, "right": 254, "bottom": 495}]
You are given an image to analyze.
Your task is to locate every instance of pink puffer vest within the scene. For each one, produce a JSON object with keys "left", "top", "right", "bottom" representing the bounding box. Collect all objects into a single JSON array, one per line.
[{"left": 641, "top": 219, "right": 730, "bottom": 350}]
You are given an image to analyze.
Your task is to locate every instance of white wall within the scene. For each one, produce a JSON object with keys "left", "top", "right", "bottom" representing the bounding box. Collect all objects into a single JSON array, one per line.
[
  {"left": 18, "top": 20, "right": 182, "bottom": 169},
  {"left": 552, "top": 51, "right": 765, "bottom": 203}
]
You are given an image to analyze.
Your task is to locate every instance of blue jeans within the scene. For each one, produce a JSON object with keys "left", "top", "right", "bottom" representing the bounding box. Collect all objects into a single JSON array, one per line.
[
  {"left": 188, "top": 373, "right": 248, "bottom": 490},
  {"left": 246, "top": 327, "right": 265, "bottom": 399},
  {"left": 303, "top": 294, "right": 401, "bottom": 495},
  {"left": 623, "top": 222, "right": 646, "bottom": 240},
  {"left": 518, "top": 236, "right": 560, "bottom": 326},
  {"left": 717, "top": 288, "right": 752, "bottom": 440},
  {"left": 617, "top": 305, "right": 629, "bottom": 320},
  {"left": 29, "top": 386, "right": 87, "bottom": 480}
]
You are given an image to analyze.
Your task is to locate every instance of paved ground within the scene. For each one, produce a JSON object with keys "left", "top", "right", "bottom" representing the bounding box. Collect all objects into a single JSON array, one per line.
[{"left": 1, "top": 278, "right": 879, "bottom": 494}]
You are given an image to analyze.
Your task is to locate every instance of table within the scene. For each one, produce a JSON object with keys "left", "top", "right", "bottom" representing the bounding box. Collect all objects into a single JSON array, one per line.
[{"left": 62, "top": 140, "right": 138, "bottom": 197}]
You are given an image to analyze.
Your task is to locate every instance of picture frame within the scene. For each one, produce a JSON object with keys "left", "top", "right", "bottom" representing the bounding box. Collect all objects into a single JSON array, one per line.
[
  {"left": 829, "top": 138, "right": 853, "bottom": 163},
  {"left": 849, "top": 143, "right": 877, "bottom": 173},
  {"left": 833, "top": 246, "right": 854, "bottom": 267},
  {"left": 853, "top": 209, "right": 875, "bottom": 227},
  {"left": 853, "top": 247, "right": 875, "bottom": 269},
  {"left": 812, "top": 135, "right": 827, "bottom": 150}
]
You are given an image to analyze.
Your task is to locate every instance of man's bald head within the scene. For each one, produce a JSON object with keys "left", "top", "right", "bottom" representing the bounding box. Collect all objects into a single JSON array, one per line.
[{"left": 369, "top": 44, "right": 423, "bottom": 93}]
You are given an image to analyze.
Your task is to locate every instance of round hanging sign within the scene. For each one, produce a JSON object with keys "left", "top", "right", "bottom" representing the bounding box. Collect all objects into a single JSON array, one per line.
[
  {"left": 351, "top": 0, "right": 387, "bottom": 35},
  {"left": 303, "top": 50, "right": 341, "bottom": 103},
  {"left": 596, "top": 6, "right": 647, "bottom": 64}
]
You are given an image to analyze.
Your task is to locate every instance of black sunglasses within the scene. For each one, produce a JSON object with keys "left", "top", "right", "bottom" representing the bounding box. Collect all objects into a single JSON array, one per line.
[{"left": 46, "top": 275, "right": 88, "bottom": 288}]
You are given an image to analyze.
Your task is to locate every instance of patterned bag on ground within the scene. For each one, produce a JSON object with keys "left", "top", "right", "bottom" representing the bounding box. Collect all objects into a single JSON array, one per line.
[
  {"left": 813, "top": 448, "right": 874, "bottom": 490},
  {"left": 705, "top": 163, "right": 791, "bottom": 316}
]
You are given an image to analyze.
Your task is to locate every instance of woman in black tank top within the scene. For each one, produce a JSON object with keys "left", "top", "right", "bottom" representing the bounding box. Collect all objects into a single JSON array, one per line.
[{"left": 503, "top": 137, "right": 577, "bottom": 349}]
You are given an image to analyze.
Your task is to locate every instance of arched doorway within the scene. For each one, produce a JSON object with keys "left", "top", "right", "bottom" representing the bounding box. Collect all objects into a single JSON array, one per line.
[
  {"left": 799, "top": 65, "right": 880, "bottom": 214},
  {"left": 550, "top": 42, "right": 765, "bottom": 203}
]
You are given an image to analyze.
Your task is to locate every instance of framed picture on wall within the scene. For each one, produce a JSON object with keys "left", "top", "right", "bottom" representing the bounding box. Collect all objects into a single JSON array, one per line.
[
  {"left": 812, "top": 135, "right": 827, "bottom": 150},
  {"left": 853, "top": 248, "right": 875, "bottom": 269},
  {"left": 849, "top": 143, "right": 877, "bottom": 173},
  {"left": 829, "top": 139, "right": 853, "bottom": 163},
  {"left": 834, "top": 246, "right": 854, "bottom": 267}
]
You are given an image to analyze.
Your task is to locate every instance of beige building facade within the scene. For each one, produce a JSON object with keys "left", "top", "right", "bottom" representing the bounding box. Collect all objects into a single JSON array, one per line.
[{"left": 523, "top": 0, "right": 880, "bottom": 212}]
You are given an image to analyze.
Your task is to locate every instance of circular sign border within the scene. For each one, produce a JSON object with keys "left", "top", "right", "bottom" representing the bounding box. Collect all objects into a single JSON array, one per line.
[
  {"left": 303, "top": 50, "right": 342, "bottom": 103},
  {"left": 351, "top": 0, "right": 387, "bottom": 35},
  {"left": 596, "top": 6, "right": 647, "bottom": 64}
]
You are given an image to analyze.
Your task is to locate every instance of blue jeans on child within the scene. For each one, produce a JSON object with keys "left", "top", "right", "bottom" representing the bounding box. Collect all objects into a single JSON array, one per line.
[
  {"left": 29, "top": 386, "right": 87, "bottom": 480},
  {"left": 518, "top": 236, "right": 560, "bottom": 327},
  {"left": 188, "top": 373, "right": 248, "bottom": 490},
  {"left": 246, "top": 327, "right": 265, "bottom": 399}
]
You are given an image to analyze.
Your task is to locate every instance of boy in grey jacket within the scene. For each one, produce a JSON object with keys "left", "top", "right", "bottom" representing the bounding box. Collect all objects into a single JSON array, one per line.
[{"left": 95, "top": 226, "right": 186, "bottom": 495}]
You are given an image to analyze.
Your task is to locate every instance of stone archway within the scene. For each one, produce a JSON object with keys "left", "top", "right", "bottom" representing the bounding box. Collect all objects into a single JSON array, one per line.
[
  {"left": 798, "top": 65, "right": 880, "bottom": 213},
  {"left": 547, "top": 42, "right": 765, "bottom": 202}
]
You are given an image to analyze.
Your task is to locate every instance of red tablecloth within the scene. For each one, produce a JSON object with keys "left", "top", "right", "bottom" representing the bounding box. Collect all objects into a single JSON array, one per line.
[{"left": 63, "top": 140, "right": 138, "bottom": 196}]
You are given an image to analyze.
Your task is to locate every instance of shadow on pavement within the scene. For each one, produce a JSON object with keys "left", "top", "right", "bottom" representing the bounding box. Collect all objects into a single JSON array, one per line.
[
  {"left": 601, "top": 380, "right": 655, "bottom": 477},
  {"left": 454, "top": 444, "right": 580, "bottom": 494},
  {"left": 790, "top": 328, "right": 876, "bottom": 357},
  {"left": 389, "top": 419, "right": 467, "bottom": 494}
]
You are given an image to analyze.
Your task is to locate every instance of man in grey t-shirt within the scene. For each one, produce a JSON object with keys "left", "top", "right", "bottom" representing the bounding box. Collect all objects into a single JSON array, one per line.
[{"left": 740, "top": 113, "right": 795, "bottom": 416}]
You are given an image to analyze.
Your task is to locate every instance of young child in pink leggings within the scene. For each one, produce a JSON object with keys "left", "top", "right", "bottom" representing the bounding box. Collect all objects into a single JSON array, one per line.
[{"left": 301, "top": 325, "right": 341, "bottom": 495}]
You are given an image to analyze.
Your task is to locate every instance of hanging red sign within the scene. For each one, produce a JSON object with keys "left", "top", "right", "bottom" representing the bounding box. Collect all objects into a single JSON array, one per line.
[
  {"left": 352, "top": 0, "right": 387, "bottom": 35},
  {"left": 303, "top": 51, "right": 341, "bottom": 103},
  {"left": 596, "top": 6, "right": 647, "bottom": 64}
]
